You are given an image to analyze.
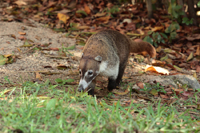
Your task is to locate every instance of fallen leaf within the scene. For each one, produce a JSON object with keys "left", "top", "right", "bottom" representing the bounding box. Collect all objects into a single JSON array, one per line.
[
  {"left": 136, "top": 82, "right": 144, "bottom": 89},
  {"left": 145, "top": 65, "right": 170, "bottom": 75},
  {"left": 195, "top": 45, "right": 200, "bottom": 56},
  {"left": 173, "top": 65, "right": 182, "bottom": 72},
  {"left": 19, "top": 36, "right": 25, "bottom": 40},
  {"left": 150, "top": 88, "right": 158, "bottom": 96},
  {"left": 160, "top": 94, "right": 169, "bottom": 99},
  {"left": 186, "top": 34, "right": 200, "bottom": 41},
  {"left": 193, "top": 72, "right": 197, "bottom": 79},
  {"left": 96, "top": 16, "right": 110, "bottom": 23},
  {"left": 84, "top": 3, "right": 91, "bottom": 15},
  {"left": 4, "top": 54, "right": 12, "bottom": 58},
  {"left": 164, "top": 48, "right": 175, "bottom": 53},
  {"left": 18, "top": 31, "right": 26, "bottom": 35},
  {"left": 0, "top": 55, "right": 8, "bottom": 65},
  {"left": 94, "top": 12, "right": 107, "bottom": 17},
  {"left": 151, "top": 26, "right": 164, "bottom": 32},
  {"left": 57, "top": 13, "right": 70, "bottom": 24},
  {"left": 113, "top": 89, "right": 129, "bottom": 95},
  {"left": 49, "top": 48, "right": 59, "bottom": 51},
  {"left": 35, "top": 72, "right": 42, "bottom": 80},
  {"left": 0, "top": 89, "right": 13, "bottom": 95},
  {"left": 187, "top": 52, "right": 193, "bottom": 61},
  {"left": 11, "top": 34, "right": 16, "bottom": 39},
  {"left": 77, "top": 25, "right": 90, "bottom": 30},
  {"left": 14, "top": 0, "right": 27, "bottom": 6},
  {"left": 182, "top": 91, "right": 193, "bottom": 97}
]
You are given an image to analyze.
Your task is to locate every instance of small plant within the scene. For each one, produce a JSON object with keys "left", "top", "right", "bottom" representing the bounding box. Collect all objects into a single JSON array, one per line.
[
  {"left": 144, "top": 31, "right": 167, "bottom": 47},
  {"left": 168, "top": 0, "right": 193, "bottom": 25},
  {"left": 168, "top": 0, "right": 185, "bottom": 22},
  {"left": 182, "top": 17, "right": 193, "bottom": 25},
  {"left": 103, "top": 5, "right": 119, "bottom": 17},
  {"left": 144, "top": 22, "right": 180, "bottom": 46},
  {"left": 165, "top": 22, "right": 180, "bottom": 42}
]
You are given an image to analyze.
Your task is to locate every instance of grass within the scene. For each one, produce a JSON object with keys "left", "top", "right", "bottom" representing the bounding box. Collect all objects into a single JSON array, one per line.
[{"left": 0, "top": 80, "right": 200, "bottom": 133}]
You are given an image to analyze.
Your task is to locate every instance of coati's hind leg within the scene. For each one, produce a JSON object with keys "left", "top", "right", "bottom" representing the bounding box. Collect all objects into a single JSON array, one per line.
[
  {"left": 107, "top": 78, "right": 117, "bottom": 91},
  {"left": 88, "top": 80, "right": 96, "bottom": 96},
  {"left": 116, "top": 63, "right": 127, "bottom": 86}
]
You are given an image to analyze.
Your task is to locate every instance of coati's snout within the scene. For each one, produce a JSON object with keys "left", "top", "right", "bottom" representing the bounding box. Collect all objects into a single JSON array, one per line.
[
  {"left": 78, "top": 56, "right": 102, "bottom": 92},
  {"left": 78, "top": 69, "right": 95, "bottom": 92}
]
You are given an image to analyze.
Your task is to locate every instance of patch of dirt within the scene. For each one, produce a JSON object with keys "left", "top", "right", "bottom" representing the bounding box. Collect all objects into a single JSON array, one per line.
[{"left": 0, "top": 21, "right": 77, "bottom": 84}]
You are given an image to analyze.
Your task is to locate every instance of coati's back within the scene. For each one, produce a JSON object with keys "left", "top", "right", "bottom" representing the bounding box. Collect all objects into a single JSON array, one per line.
[
  {"left": 83, "top": 30, "right": 131, "bottom": 67},
  {"left": 82, "top": 30, "right": 131, "bottom": 65}
]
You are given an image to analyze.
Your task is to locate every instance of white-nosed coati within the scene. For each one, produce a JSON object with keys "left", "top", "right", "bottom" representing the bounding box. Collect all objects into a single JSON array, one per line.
[{"left": 78, "top": 30, "right": 156, "bottom": 96}]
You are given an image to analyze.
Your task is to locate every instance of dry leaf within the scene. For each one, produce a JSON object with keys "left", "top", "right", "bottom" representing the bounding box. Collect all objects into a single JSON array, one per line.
[
  {"left": 150, "top": 89, "right": 158, "bottom": 96},
  {"left": 160, "top": 94, "right": 169, "bottom": 99},
  {"left": 187, "top": 52, "right": 193, "bottom": 61},
  {"left": 145, "top": 65, "right": 170, "bottom": 75},
  {"left": 193, "top": 72, "right": 197, "bottom": 79},
  {"left": 136, "top": 82, "right": 144, "bottom": 89},
  {"left": 96, "top": 16, "right": 110, "bottom": 23},
  {"left": 35, "top": 72, "right": 42, "bottom": 80},
  {"left": 94, "top": 12, "right": 107, "bottom": 17},
  {"left": 195, "top": 45, "right": 200, "bottom": 56},
  {"left": 18, "top": 31, "right": 26, "bottom": 35},
  {"left": 57, "top": 13, "right": 70, "bottom": 24},
  {"left": 77, "top": 25, "right": 90, "bottom": 30},
  {"left": 14, "top": 0, "right": 27, "bottom": 6},
  {"left": 151, "top": 26, "right": 164, "bottom": 32},
  {"left": 84, "top": 3, "right": 91, "bottom": 15},
  {"left": 113, "top": 89, "right": 129, "bottom": 95}
]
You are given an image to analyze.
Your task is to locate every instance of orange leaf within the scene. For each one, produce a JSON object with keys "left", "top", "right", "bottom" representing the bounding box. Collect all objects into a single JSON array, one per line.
[
  {"left": 18, "top": 31, "right": 26, "bottom": 35},
  {"left": 84, "top": 3, "right": 91, "bottom": 15},
  {"left": 145, "top": 65, "right": 170, "bottom": 75},
  {"left": 137, "top": 82, "right": 144, "bottom": 89},
  {"left": 57, "top": 13, "right": 70, "bottom": 24},
  {"left": 96, "top": 16, "right": 110, "bottom": 23},
  {"left": 35, "top": 72, "right": 42, "bottom": 80},
  {"left": 152, "top": 26, "right": 164, "bottom": 32}
]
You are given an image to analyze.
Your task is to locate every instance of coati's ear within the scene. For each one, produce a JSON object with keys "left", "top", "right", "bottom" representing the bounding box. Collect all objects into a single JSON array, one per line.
[
  {"left": 81, "top": 53, "right": 84, "bottom": 58},
  {"left": 94, "top": 55, "right": 102, "bottom": 62}
]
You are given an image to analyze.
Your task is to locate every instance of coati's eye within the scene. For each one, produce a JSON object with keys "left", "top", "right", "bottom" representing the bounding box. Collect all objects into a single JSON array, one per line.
[{"left": 88, "top": 71, "right": 93, "bottom": 76}]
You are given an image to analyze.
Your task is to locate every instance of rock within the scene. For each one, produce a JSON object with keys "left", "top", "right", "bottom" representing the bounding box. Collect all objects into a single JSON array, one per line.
[
  {"left": 169, "top": 75, "right": 200, "bottom": 90},
  {"left": 138, "top": 75, "right": 200, "bottom": 90}
]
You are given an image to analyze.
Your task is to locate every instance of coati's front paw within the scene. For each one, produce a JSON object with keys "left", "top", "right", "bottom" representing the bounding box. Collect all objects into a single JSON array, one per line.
[
  {"left": 88, "top": 88, "right": 94, "bottom": 96},
  {"left": 107, "top": 79, "right": 117, "bottom": 91}
]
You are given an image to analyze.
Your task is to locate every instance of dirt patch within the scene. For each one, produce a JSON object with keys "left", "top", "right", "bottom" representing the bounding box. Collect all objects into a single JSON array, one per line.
[{"left": 0, "top": 21, "right": 77, "bottom": 84}]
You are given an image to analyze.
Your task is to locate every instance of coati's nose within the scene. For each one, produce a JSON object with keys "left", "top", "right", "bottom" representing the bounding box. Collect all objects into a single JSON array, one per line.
[{"left": 78, "top": 85, "right": 84, "bottom": 92}]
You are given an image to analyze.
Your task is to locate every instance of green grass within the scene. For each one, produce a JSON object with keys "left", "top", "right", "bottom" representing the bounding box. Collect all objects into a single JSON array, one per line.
[{"left": 0, "top": 80, "right": 200, "bottom": 133}]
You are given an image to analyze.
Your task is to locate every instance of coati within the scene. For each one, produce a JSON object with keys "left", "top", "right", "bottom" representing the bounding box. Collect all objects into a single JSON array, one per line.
[{"left": 78, "top": 30, "right": 156, "bottom": 96}]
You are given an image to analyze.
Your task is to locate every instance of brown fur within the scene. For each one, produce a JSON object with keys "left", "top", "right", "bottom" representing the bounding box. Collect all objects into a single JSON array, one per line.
[{"left": 78, "top": 30, "right": 156, "bottom": 95}]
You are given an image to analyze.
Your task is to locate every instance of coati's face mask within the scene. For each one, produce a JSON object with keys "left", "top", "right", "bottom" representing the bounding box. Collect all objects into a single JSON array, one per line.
[{"left": 78, "top": 55, "right": 102, "bottom": 92}]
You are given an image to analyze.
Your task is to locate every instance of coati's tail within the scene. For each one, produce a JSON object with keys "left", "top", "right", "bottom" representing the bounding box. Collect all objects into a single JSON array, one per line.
[{"left": 130, "top": 39, "right": 156, "bottom": 58}]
